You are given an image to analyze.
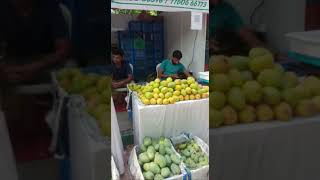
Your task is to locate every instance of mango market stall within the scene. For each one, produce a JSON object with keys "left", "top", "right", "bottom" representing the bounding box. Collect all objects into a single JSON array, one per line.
[
  {"left": 112, "top": 1, "right": 210, "bottom": 179},
  {"left": 209, "top": 47, "right": 320, "bottom": 180},
  {"left": 112, "top": 0, "right": 209, "bottom": 141}
]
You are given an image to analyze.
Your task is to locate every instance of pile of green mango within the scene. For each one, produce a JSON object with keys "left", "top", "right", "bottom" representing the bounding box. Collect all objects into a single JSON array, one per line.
[
  {"left": 175, "top": 139, "right": 209, "bottom": 170},
  {"left": 138, "top": 136, "right": 182, "bottom": 180}
]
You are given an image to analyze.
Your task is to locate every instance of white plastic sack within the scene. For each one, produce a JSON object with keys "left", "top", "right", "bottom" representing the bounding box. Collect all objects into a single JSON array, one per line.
[
  {"left": 171, "top": 134, "right": 209, "bottom": 180},
  {"left": 188, "top": 136, "right": 209, "bottom": 180},
  {"left": 111, "top": 156, "right": 120, "bottom": 180},
  {"left": 129, "top": 146, "right": 188, "bottom": 180},
  {"left": 47, "top": 72, "right": 69, "bottom": 152}
]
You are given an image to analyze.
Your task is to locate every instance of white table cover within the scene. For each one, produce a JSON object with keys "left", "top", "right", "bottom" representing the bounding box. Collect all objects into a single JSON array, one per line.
[
  {"left": 0, "top": 111, "right": 18, "bottom": 180},
  {"left": 132, "top": 94, "right": 209, "bottom": 145},
  {"left": 210, "top": 116, "right": 320, "bottom": 180},
  {"left": 111, "top": 98, "right": 125, "bottom": 175}
]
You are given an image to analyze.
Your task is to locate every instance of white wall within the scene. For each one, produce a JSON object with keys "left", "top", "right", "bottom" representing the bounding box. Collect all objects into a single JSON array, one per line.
[
  {"left": 163, "top": 12, "right": 207, "bottom": 78},
  {"left": 263, "top": 0, "right": 306, "bottom": 53},
  {"left": 227, "top": 0, "right": 306, "bottom": 52}
]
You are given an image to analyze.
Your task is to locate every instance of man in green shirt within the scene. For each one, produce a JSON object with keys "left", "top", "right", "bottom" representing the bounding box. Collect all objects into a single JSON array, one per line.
[
  {"left": 158, "top": 50, "right": 191, "bottom": 79},
  {"left": 209, "top": 0, "right": 263, "bottom": 55}
]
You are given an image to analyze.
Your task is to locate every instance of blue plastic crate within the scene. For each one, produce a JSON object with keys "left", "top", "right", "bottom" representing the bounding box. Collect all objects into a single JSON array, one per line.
[
  {"left": 120, "top": 39, "right": 133, "bottom": 50},
  {"left": 118, "top": 31, "right": 131, "bottom": 40},
  {"left": 154, "top": 50, "right": 164, "bottom": 59},
  {"left": 152, "top": 22, "right": 163, "bottom": 32},
  {"left": 153, "top": 33, "right": 163, "bottom": 41},
  {"left": 125, "top": 56, "right": 134, "bottom": 64},
  {"left": 154, "top": 42, "right": 163, "bottom": 50},
  {"left": 142, "top": 22, "right": 153, "bottom": 33},
  {"left": 143, "top": 33, "right": 153, "bottom": 41},
  {"left": 146, "top": 54, "right": 154, "bottom": 60},
  {"left": 134, "top": 49, "right": 146, "bottom": 59},
  {"left": 133, "top": 59, "right": 145, "bottom": 67},
  {"left": 145, "top": 47, "right": 154, "bottom": 54},
  {"left": 129, "top": 21, "right": 142, "bottom": 32},
  {"left": 145, "top": 41, "right": 154, "bottom": 49}
]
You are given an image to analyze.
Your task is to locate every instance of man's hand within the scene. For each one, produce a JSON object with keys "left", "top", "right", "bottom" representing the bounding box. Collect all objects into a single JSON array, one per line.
[
  {"left": 171, "top": 74, "right": 179, "bottom": 79},
  {"left": 112, "top": 81, "right": 124, "bottom": 89}
]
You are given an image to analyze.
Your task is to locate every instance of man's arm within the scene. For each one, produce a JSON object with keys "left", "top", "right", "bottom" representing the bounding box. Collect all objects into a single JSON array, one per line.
[
  {"left": 183, "top": 70, "right": 191, "bottom": 77},
  {"left": 158, "top": 69, "right": 168, "bottom": 79},
  {"left": 238, "top": 27, "right": 264, "bottom": 48},
  {"left": 116, "top": 74, "right": 133, "bottom": 86}
]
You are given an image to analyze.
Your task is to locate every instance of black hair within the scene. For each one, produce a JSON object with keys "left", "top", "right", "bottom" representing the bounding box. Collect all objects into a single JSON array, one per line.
[
  {"left": 112, "top": 48, "right": 124, "bottom": 57},
  {"left": 172, "top": 50, "right": 182, "bottom": 59}
]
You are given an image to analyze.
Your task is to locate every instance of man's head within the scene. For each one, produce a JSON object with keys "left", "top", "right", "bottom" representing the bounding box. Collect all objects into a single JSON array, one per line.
[
  {"left": 171, "top": 50, "right": 182, "bottom": 65},
  {"left": 112, "top": 48, "right": 124, "bottom": 64},
  {"left": 210, "top": 0, "right": 220, "bottom": 6}
]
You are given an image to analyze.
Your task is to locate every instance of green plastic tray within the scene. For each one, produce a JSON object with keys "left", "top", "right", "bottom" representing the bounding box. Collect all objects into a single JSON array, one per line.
[{"left": 288, "top": 52, "right": 320, "bottom": 67}]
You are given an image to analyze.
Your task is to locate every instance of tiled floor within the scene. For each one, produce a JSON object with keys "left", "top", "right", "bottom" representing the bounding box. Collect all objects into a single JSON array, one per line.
[
  {"left": 120, "top": 145, "right": 134, "bottom": 180},
  {"left": 116, "top": 111, "right": 134, "bottom": 180},
  {"left": 117, "top": 112, "right": 132, "bottom": 132}
]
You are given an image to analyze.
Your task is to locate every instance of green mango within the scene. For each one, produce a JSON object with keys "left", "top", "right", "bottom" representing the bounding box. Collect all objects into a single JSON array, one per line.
[
  {"left": 159, "top": 144, "right": 166, "bottom": 155},
  {"left": 178, "top": 143, "right": 187, "bottom": 149},
  {"left": 143, "top": 137, "right": 152, "bottom": 147},
  {"left": 165, "top": 154, "right": 172, "bottom": 165},
  {"left": 170, "top": 154, "right": 181, "bottom": 165},
  {"left": 170, "top": 164, "right": 181, "bottom": 175},
  {"left": 149, "top": 162, "right": 161, "bottom": 174},
  {"left": 143, "top": 171, "right": 154, "bottom": 180},
  {"left": 154, "top": 174, "right": 164, "bottom": 180},
  {"left": 140, "top": 144, "right": 147, "bottom": 152},
  {"left": 139, "top": 152, "right": 150, "bottom": 163},
  {"left": 161, "top": 167, "right": 171, "bottom": 178},
  {"left": 165, "top": 147, "right": 173, "bottom": 155}
]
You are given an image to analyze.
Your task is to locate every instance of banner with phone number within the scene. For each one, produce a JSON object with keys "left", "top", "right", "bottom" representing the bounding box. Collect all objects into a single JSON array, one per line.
[{"left": 111, "top": 0, "right": 209, "bottom": 13}]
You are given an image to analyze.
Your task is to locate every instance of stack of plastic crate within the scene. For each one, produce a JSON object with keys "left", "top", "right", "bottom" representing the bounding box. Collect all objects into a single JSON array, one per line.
[
  {"left": 152, "top": 21, "right": 164, "bottom": 65},
  {"left": 118, "top": 20, "right": 164, "bottom": 81},
  {"left": 118, "top": 31, "right": 133, "bottom": 63},
  {"left": 143, "top": 22, "right": 157, "bottom": 77}
]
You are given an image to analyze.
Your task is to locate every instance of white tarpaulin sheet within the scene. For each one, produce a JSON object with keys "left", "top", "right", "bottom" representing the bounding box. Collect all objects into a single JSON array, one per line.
[
  {"left": 111, "top": 156, "right": 120, "bottom": 180},
  {"left": 111, "top": 98, "right": 125, "bottom": 175},
  {"left": 0, "top": 111, "right": 18, "bottom": 180},
  {"left": 132, "top": 94, "right": 209, "bottom": 145},
  {"left": 210, "top": 116, "right": 320, "bottom": 180},
  {"left": 111, "top": 0, "right": 209, "bottom": 13}
]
